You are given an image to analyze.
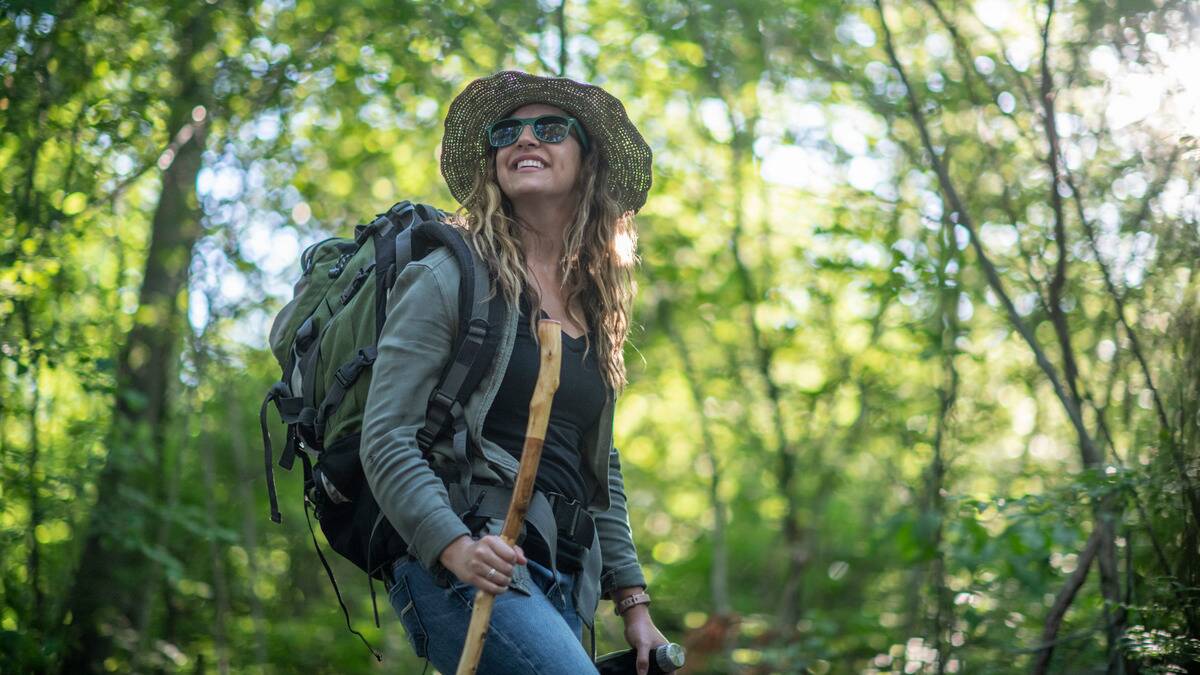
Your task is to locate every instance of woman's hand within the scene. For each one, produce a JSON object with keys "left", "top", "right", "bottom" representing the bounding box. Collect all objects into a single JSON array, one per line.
[
  {"left": 438, "top": 534, "right": 527, "bottom": 595},
  {"left": 621, "top": 604, "right": 669, "bottom": 675}
]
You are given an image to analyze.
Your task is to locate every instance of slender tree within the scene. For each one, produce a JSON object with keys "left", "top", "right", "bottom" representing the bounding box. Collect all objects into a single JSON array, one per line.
[{"left": 62, "top": 7, "right": 214, "bottom": 668}]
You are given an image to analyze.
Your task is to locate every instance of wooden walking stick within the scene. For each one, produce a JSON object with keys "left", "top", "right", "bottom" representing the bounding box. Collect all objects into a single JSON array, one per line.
[{"left": 456, "top": 319, "right": 562, "bottom": 675}]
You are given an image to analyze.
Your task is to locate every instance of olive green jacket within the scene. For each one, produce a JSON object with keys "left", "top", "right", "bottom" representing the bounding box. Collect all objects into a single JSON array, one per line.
[{"left": 359, "top": 247, "right": 646, "bottom": 624}]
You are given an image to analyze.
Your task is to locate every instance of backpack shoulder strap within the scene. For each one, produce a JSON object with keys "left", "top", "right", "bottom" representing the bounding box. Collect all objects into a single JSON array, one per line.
[
  {"left": 410, "top": 216, "right": 490, "bottom": 347},
  {"left": 408, "top": 216, "right": 505, "bottom": 463}
]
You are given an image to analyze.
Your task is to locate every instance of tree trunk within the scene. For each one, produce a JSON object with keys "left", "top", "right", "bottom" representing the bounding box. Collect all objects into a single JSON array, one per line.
[
  {"left": 661, "top": 302, "right": 732, "bottom": 617},
  {"left": 60, "top": 10, "right": 211, "bottom": 670},
  {"left": 191, "top": 326, "right": 231, "bottom": 675},
  {"left": 676, "top": 0, "right": 807, "bottom": 630},
  {"left": 226, "top": 389, "right": 270, "bottom": 669},
  {"left": 925, "top": 212, "right": 961, "bottom": 674},
  {"left": 724, "top": 121, "right": 805, "bottom": 630},
  {"left": 22, "top": 304, "right": 45, "bottom": 632},
  {"left": 132, "top": 379, "right": 187, "bottom": 670}
]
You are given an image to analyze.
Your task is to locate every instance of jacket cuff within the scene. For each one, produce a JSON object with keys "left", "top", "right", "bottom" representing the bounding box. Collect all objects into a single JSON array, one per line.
[
  {"left": 411, "top": 506, "right": 471, "bottom": 571},
  {"left": 600, "top": 562, "right": 647, "bottom": 600}
]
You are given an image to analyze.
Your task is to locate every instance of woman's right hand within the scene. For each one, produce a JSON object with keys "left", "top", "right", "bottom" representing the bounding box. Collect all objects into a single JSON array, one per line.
[{"left": 438, "top": 534, "right": 527, "bottom": 595}]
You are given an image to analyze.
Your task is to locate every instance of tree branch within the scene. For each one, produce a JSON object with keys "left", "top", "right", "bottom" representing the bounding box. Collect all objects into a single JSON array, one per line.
[
  {"left": 873, "top": 0, "right": 1102, "bottom": 470},
  {"left": 1061, "top": 151, "right": 1200, "bottom": 525},
  {"left": 1033, "top": 527, "right": 1102, "bottom": 674},
  {"left": 557, "top": 0, "right": 568, "bottom": 76},
  {"left": 1038, "top": 0, "right": 1088, "bottom": 433}
]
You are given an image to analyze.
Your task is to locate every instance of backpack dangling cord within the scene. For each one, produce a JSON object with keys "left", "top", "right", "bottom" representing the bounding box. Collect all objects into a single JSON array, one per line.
[
  {"left": 260, "top": 387, "right": 284, "bottom": 523},
  {"left": 368, "top": 575, "right": 380, "bottom": 628},
  {"left": 304, "top": 501, "right": 382, "bottom": 661}
]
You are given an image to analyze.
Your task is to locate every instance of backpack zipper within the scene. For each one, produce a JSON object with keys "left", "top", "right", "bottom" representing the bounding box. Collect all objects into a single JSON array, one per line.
[{"left": 300, "top": 236, "right": 341, "bottom": 276}]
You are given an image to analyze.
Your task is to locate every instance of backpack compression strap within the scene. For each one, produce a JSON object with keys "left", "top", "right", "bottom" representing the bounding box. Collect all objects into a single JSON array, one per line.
[
  {"left": 296, "top": 202, "right": 439, "bottom": 453},
  {"left": 305, "top": 201, "right": 433, "bottom": 447}
]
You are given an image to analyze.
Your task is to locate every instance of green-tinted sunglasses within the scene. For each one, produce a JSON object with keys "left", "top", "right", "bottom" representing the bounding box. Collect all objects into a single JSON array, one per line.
[{"left": 486, "top": 115, "right": 590, "bottom": 151}]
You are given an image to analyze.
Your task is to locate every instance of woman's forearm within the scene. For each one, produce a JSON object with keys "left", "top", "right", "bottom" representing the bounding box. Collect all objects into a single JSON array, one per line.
[{"left": 612, "top": 585, "right": 646, "bottom": 603}]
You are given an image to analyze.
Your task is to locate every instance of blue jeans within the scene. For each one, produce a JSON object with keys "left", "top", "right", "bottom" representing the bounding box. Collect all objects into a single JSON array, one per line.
[{"left": 388, "top": 555, "right": 597, "bottom": 674}]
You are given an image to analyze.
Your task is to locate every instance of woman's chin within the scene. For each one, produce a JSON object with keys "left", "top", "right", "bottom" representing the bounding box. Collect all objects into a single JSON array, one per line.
[{"left": 503, "top": 184, "right": 571, "bottom": 205}]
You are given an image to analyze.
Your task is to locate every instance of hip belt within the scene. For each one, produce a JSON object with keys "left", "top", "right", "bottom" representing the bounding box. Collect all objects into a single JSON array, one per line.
[{"left": 449, "top": 483, "right": 595, "bottom": 575}]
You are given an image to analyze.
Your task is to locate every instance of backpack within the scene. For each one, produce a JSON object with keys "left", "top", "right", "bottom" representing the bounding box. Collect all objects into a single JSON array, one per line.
[{"left": 258, "top": 201, "right": 504, "bottom": 654}]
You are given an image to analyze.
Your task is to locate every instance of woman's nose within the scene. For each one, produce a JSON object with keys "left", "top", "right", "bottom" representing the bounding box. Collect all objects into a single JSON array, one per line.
[{"left": 515, "top": 123, "right": 539, "bottom": 147}]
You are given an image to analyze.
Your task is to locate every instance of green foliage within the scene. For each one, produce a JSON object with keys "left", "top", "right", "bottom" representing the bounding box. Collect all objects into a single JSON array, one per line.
[{"left": 2, "top": 0, "right": 1198, "bottom": 672}]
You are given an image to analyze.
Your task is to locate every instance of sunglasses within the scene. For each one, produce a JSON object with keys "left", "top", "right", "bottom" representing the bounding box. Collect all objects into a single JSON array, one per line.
[{"left": 486, "top": 115, "right": 590, "bottom": 151}]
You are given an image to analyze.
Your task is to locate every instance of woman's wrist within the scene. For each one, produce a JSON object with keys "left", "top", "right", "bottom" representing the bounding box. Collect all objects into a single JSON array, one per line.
[
  {"left": 438, "top": 534, "right": 472, "bottom": 568},
  {"left": 619, "top": 602, "right": 651, "bottom": 623},
  {"left": 613, "top": 586, "right": 651, "bottom": 617},
  {"left": 432, "top": 535, "right": 473, "bottom": 589}
]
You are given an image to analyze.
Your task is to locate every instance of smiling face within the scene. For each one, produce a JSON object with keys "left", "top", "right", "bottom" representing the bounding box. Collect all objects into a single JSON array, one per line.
[{"left": 493, "top": 102, "right": 585, "bottom": 208}]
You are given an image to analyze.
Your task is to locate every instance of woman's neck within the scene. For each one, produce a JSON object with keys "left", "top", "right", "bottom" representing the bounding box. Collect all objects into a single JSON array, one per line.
[{"left": 513, "top": 198, "right": 572, "bottom": 267}]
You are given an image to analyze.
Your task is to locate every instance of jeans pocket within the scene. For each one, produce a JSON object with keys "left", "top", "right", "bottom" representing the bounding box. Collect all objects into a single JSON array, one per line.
[{"left": 389, "top": 574, "right": 429, "bottom": 658}]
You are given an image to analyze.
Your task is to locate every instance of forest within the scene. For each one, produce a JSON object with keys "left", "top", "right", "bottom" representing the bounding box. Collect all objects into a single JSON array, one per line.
[{"left": 2, "top": 0, "right": 1198, "bottom": 673}]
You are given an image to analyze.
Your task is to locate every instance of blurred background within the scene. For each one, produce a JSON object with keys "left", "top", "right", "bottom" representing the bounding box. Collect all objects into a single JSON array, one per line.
[{"left": 2, "top": 0, "right": 1198, "bottom": 672}]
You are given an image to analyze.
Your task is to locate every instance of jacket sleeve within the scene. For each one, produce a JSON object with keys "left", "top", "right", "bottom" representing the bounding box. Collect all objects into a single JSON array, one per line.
[
  {"left": 594, "top": 445, "right": 648, "bottom": 598},
  {"left": 359, "top": 258, "right": 471, "bottom": 571}
]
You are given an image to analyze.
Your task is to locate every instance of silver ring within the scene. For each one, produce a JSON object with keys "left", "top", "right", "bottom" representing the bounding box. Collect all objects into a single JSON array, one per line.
[{"left": 486, "top": 567, "right": 497, "bottom": 581}]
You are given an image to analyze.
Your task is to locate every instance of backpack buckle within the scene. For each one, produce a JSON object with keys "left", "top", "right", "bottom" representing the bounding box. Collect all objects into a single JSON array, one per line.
[
  {"left": 466, "top": 318, "right": 488, "bottom": 341},
  {"left": 429, "top": 389, "right": 456, "bottom": 414},
  {"left": 334, "top": 348, "right": 377, "bottom": 389},
  {"left": 417, "top": 390, "right": 462, "bottom": 451},
  {"left": 415, "top": 427, "right": 437, "bottom": 452},
  {"left": 547, "top": 493, "right": 593, "bottom": 574},
  {"left": 334, "top": 364, "right": 355, "bottom": 389}
]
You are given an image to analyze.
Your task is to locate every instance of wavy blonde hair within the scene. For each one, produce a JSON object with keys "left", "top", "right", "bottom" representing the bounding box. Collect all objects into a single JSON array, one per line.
[{"left": 449, "top": 143, "right": 638, "bottom": 392}]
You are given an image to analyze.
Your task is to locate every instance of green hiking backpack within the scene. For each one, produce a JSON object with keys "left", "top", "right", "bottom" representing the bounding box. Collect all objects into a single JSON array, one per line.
[{"left": 258, "top": 201, "right": 505, "bottom": 651}]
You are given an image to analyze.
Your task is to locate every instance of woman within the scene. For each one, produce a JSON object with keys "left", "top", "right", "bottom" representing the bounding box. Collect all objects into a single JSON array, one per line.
[{"left": 360, "top": 70, "right": 666, "bottom": 674}]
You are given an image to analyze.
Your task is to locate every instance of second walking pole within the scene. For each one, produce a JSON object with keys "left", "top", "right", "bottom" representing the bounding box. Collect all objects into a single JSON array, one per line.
[{"left": 456, "top": 319, "right": 562, "bottom": 675}]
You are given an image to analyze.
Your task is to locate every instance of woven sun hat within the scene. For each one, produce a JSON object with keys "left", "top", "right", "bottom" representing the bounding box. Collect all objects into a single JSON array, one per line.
[{"left": 440, "top": 70, "right": 653, "bottom": 214}]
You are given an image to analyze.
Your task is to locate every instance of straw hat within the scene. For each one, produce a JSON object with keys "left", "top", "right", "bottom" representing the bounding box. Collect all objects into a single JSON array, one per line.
[{"left": 440, "top": 70, "right": 653, "bottom": 214}]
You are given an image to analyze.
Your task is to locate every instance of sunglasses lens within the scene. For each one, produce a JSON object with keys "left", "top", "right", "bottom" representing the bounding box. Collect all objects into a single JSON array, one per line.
[
  {"left": 533, "top": 116, "right": 570, "bottom": 142},
  {"left": 488, "top": 116, "right": 579, "bottom": 148},
  {"left": 488, "top": 119, "right": 523, "bottom": 147}
]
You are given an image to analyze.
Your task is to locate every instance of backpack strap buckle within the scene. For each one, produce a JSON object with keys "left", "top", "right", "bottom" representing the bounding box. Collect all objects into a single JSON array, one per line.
[
  {"left": 547, "top": 492, "right": 595, "bottom": 573},
  {"left": 417, "top": 389, "right": 462, "bottom": 452},
  {"left": 334, "top": 348, "right": 378, "bottom": 389},
  {"left": 466, "top": 318, "right": 488, "bottom": 341}
]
